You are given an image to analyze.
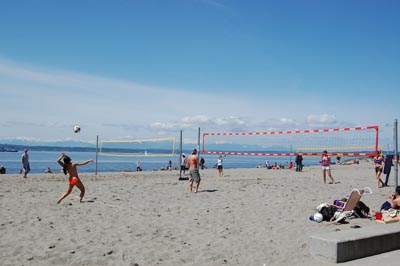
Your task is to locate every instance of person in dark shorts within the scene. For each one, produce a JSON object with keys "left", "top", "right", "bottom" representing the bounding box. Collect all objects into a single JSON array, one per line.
[{"left": 217, "top": 155, "right": 223, "bottom": 176}]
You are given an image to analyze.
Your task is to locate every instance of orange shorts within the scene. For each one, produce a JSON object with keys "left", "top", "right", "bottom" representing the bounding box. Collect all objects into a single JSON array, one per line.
[{"left": 69, "top": 177, "right": 79, "bottom": 186}]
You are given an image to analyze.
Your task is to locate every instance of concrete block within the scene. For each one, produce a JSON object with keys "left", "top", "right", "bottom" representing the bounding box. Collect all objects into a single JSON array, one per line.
[{"left": 309, "top": 223, "right": 400, "bottom": 263}]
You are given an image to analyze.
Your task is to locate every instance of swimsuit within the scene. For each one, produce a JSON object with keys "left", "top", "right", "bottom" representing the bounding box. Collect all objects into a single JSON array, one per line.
[
  {"left": 69, "top": 177, "right": 79, "bottom": 186},
  {"left": 374, "top": 156, "right": 383, "bottom": 172}
]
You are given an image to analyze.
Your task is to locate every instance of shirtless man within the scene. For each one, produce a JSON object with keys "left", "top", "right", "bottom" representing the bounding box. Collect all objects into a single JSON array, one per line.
[
  {"left": 387, "top": 186, "right": 400, "bottom": 209},
  {"left": 56, "top": 153, "right": 94, "bottom": 203},
  {"left": 187, "top": 149, "right": 202, "bottom": 193}
]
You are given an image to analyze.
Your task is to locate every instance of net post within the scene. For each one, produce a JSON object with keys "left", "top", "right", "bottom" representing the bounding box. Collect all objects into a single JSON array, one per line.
[
  {"left": 179, "top": 130, "right": 183, "bottom": 180},
  {"left": 197, "top": 127, "right": 201, "bottom": 170},
  {"left": 394, "top": 119, "right": 398, "bottom": 190},
  {"left": 95, "top": 135, "right": 98, "bottom": 176}
]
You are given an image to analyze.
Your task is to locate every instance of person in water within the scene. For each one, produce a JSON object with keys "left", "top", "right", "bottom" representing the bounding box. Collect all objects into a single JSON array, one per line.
[{"left": 56, "top": 153, "right": 94, "bottom": 204}]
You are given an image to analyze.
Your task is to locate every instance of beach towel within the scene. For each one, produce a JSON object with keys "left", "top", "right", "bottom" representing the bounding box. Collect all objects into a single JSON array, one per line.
[{"left": 376, "top": 209, "right": 400, "bottom": 224}]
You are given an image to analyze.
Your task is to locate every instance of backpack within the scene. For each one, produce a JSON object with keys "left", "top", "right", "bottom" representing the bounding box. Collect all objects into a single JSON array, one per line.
[{"left": 353, "top": 201, "right": 370, "bottom": 218}]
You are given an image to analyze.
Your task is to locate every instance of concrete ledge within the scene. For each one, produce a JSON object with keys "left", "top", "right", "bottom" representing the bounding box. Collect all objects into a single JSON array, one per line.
[{"left": 309, "top": 223, "right": 400, "bottom": 263}]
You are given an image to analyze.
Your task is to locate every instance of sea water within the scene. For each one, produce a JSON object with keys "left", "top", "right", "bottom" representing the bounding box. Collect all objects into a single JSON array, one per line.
[{"left": 0, "top": 150, "right": 325, "bottom": 174}]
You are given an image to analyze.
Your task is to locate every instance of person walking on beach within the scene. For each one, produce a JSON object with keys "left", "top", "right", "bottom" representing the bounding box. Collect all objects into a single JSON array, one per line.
[
  {"left": 217, "top": 155, "right": 223, "bottom": 176},
  {"left": 187, "top": 149, "right": 202, "bottom": 193},
  {"left": 21, "top": 149, "right": 30, "bottom": 178},
  {"left": 320, "top": 150, "right": 334, "bottom": 184},
  {"left": 56, "top": 153, "right": 93, "bottom": 204},
  {"left": 373, "top": 151, "right": 385, "bottom": 188}
]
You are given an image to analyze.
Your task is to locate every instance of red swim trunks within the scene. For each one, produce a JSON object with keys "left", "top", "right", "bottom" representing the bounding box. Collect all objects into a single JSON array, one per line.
[{"left": 69, "top": 177, "right": 79, "bottom": 186}]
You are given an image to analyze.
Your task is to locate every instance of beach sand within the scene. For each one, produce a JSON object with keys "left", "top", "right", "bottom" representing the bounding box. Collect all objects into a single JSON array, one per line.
[{"left": 1, "top": 160, "right": 399, "bottom": 266}]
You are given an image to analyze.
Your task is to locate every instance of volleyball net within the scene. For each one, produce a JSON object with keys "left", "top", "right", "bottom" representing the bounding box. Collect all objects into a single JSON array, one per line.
[
  {"left": 202, "top": 126, "right": 379, "bottom": 157},
  {"left": 99, "top": 137, "right": 176, "bottom": 157}
]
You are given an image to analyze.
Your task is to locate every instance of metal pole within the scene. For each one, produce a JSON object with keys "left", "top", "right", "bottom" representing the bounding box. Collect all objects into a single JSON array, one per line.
[
  {"left": 394, "top": 119, "right": 398, "bottom": 189},
  {"left": 95, "top": 135, "right": 99, "bottom": 176},
  {"left": 197, "top": 127, "right": 201, "bottom": 170},
  {"left": 179, "top": 130, "right": 183, "bottom": 180}
]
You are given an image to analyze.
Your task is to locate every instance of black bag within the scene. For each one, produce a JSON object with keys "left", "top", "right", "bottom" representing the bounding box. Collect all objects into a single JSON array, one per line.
[
  {"left": 353, "top": 201, "right": 370, "bottom": 218},
  {"left": 320, "top": 206, "right": 338, "bottom": 221}
]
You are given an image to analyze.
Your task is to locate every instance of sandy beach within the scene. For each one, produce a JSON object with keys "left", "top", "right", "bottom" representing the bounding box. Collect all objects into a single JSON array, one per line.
[{"left": 1, "top": 160, "right": 399, "bottom": 266}]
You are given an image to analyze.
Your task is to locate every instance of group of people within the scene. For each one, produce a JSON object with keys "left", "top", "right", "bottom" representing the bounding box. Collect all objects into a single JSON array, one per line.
[
  {"left": 263, "top": 160, "right": 294, "bottom": 170},
  {"left": 310, "top": 186, "right": 400, "bottom": 223},
  {"left": 318, "top": 150, "right": 398, "bottom": 188},
  {"left": 14, "top": 148, "right": 400, "bottom": 204}
]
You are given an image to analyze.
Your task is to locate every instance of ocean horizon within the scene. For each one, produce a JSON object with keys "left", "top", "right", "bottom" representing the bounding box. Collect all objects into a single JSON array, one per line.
[{"left": 0, "top": 150, "right": 359, "bottom": 175}]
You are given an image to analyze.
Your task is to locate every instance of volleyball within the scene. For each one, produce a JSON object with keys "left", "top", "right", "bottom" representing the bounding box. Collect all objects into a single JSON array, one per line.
[
  {"left": 313, "top": 213, "right": 323, "bottom": 223},
  {"left": 73, "top": 125, "right": 81, "bottom": 133}
]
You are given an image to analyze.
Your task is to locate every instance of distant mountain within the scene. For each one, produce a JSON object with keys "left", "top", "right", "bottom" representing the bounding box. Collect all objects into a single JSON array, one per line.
[
  {"left": 0, "top": 138, "right": 96, "bottom": 148},
  {"left": 0, "top": 143, "right": 96, "bottom": 152}
]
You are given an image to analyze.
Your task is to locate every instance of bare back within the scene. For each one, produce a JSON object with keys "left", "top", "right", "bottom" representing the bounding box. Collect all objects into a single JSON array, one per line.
[
  {"left": 65, "top": 163, "right": 79, "bottom": 178},
  {"left": 187, "top": 155, "right": 199, "bottom": 168}
]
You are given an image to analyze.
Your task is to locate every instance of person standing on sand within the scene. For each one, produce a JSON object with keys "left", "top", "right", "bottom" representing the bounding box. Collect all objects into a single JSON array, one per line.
[
  {"left": 320, "top": 150, "right": 334, "bottom": 184},
  {"left": 295, "top": 153, "right": 303, "bottom": 172},
  {"left": 217, "top": 155, "right": 223, "bottom": 176},
  {"left": 56, "top": 153, "right": 93, "bottom": 204},
  {"left": 373, "top": 151, "right": 385, "bottom": 188},
  {"left": 180, "top": 154, "right": 187, "bottom": 175},
  {"left": 200, "top": 157, "right": 206, "bottom": 169},
  {"left": 136, "top": 161, "right": 142, "bottom": 171},
  {"left": 21, "top": 149, "right": 30, "bottom": 178},
  {"left": 187, "top": 149, "right": 202, "bottom": 193}
]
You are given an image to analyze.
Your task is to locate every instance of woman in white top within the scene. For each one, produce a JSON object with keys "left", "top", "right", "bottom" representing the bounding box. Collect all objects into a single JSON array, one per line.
[{"left": 217, "top": 156, "right": 223, "bottom": 176}]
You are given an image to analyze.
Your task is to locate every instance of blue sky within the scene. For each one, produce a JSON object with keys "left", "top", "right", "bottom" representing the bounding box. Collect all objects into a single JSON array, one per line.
[{"left": 0, "top": 0, "right": 399, "bottom": 148}]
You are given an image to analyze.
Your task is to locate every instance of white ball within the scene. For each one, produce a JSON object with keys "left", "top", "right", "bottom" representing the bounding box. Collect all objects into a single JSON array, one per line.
[
  {"left": 313, "top": 213, "right": 323, "bottom": 223},
  {"left": 73, "top": 125, "right": 81, "bottom": 133}
]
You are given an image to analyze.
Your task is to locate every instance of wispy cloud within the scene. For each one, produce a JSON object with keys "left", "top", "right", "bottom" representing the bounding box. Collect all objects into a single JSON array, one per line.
[
  {"left": 0, "top": 58, "right": 366, "bottom": 143},
  {"left": 196, "top": 0, "right": 229, "bottom": 10},
  {"left": 306, "top": 114, "right": 337, "bottom": 127},
  {"left": 0, "top": 59, "right": 258, "bottom": 140}
]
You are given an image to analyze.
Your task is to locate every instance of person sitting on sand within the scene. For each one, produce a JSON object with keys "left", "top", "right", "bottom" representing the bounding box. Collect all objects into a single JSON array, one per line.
[
  {"left": 187, "top": 149, "right": 202, "bottom": 193},
  {"left": 56, "top": 153, "right": 93, "bottom": 204},
  {"left": 380, "top": 186, "right": 400, "bottom": 211}
]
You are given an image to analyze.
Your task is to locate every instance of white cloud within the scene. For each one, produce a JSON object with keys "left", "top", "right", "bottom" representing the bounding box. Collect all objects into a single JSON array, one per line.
[{"left": 306, "top": 114, "right": 337, "bottom": 127}]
